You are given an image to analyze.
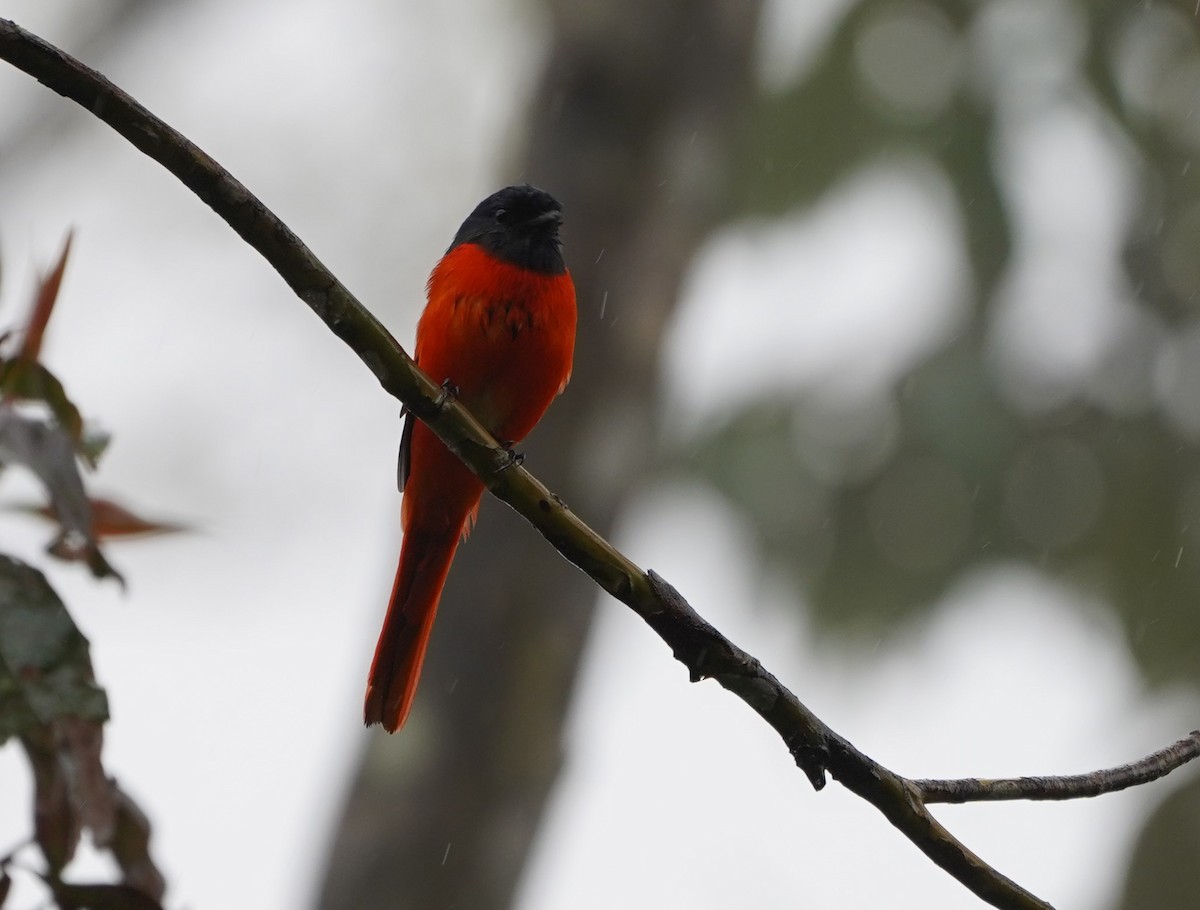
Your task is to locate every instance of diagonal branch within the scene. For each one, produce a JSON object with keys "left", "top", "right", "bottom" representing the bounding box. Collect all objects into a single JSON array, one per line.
[
  {"left": 642, "top": 572, "right": 1051, "bottom": 910},
  {"left": 1, "top": 18, "right": 1196, "bottom": 910}
]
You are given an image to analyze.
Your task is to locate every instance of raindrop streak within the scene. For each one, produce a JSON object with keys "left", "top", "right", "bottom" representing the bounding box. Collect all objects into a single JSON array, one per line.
[
  {"left": 599, "top": 290, "right": 609, "bottom": 321},
  {"left": 1175, "top": 547, "right": 1184, "bottom": 569},
  {"left": 442, "top": 843, "right": 452, "bottom": 866},
  {"left": 595, "top": 247, "right": 605, "bottom": 264}
]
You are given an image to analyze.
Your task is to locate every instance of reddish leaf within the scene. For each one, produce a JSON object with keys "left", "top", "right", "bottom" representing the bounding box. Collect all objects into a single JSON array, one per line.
[
  {"left": 0, "top": 232, "right": 89, "bottom": 454},
  {"left": 34, "top": 497, "right": 186, "bottom": 541},
  {"left": 16, "top": 497, "right": 186, "bottom": 541},
  {"left": 19, "top": 231, "right": 72, "bottom": 365},
  {"left": 89, "top": 498, "right": 185, "bottom": 540}
]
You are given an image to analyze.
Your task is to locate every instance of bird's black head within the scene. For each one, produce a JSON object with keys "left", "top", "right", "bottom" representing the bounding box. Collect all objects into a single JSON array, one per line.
[{"left": 449, "top": 185, "right": 566, "bottom": 275}]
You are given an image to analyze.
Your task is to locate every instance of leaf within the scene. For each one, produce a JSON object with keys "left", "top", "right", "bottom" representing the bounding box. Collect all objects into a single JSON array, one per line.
[
  {"left": 0, "top": 412, "right": 89, "bottom": 539},
  {"left": 19, "top": 231, "right": 72, "bottom": 365},
  {"left": 45, "top": 534, "right": 125, "bottom": 586},
  {"left": 0, "top": 559, "right": 163, "bottom": 894},
  {"left": 73, "top": 497, "right": 186, "bottom": 541},
  {"left": 0, "top": 554, "right": 108, "bottom": 743},
  {"left": 0, "top": 555, "right": 109, "bottom": 871},
  {"left": 46, "top": 880, "right": 164, "bottom": 910},
  {"left": 9, "top": 497, "right": 187, "bottom": 542},
  {"left": 0, "top": 231, "right": 90, "bottom": 455},
  {"left": 78, "top": 426, "right": 111, "bottom": 469},
  {"left": 0, "top": 869, "right": 10, "bottom": 908},
  {"left": 103, "top": 784, "right": 166, "bottom": 901},
  {"left": 0, "top": 359, "right": 85, "bottom": 445},
  {"left": 0, "top": 412, "right": 122, "bottom": 584},
  {"left": 20, "top": 718, "right": 111, "bottom": 873}
]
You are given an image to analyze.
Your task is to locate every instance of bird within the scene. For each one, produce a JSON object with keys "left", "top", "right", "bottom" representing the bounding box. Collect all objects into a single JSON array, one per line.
[{"left": 364, "top": 185, "right": 577, "bottom": 732}]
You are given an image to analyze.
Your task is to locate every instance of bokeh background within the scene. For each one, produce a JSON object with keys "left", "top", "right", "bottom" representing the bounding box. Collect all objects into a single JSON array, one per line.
[{"left": 1, "top": 1, "right": 1199, "bottom": 907}]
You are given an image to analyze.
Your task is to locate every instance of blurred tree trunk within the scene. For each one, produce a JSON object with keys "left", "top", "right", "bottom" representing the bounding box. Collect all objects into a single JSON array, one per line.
[{"left": 313, "top": 2, "right": 761, "bottom": 908}]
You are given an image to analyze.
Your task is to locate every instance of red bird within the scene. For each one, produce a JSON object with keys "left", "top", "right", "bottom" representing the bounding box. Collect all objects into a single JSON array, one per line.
[{"left": 364, "top": 185, "right": 577, "bottom": 732}]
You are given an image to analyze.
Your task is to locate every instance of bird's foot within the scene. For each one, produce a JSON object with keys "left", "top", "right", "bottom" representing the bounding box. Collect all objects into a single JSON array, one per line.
[
  {"left": 435, "top": 379, "right": 460, "bottom": 410},
  {"left": 497, "top": 441, "right": 525, "bottom": 471}
]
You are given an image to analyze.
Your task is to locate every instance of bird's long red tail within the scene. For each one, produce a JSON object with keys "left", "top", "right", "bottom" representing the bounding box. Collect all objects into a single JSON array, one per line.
[{"left": 364, "top": 524, "right": 462, "bottom": 732}]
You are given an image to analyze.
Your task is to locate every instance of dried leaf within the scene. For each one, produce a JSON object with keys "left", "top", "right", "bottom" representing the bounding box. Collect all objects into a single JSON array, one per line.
[
  {"left": 104, "top": 783, "right": 166, "bottom": 900},
  {"left": 19, "top": 720, "right": 109, "bottom": 872},
  {"left": 46, "top": 880, "right": 164, "bottom": 910}
]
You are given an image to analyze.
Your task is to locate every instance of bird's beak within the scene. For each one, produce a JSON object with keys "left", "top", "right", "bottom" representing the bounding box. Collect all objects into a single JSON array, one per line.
[{"left": 531, "top": 209, "right": 563, "bottom": 226}]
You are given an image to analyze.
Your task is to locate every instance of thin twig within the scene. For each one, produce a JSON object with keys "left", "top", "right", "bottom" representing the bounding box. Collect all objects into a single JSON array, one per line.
[
  {"left": 915, "top": 731, "right": 1200, "bottom": 804},
  {"left": 1, "top": 18, "right": 1196, "bottom": 910}
]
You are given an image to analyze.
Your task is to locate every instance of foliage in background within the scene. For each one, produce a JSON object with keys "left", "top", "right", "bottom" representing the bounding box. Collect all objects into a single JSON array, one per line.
[
  {"left": 679, "top": 2, "right": 1200, "bottom": 904},
  {"left": 0, "top": 238, "right": 173, "bottom": 910}
]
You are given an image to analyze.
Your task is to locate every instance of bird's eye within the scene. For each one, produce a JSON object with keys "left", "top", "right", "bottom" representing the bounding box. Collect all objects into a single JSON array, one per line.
[{"left": 494, "top": 208, "right": 510, "bottom": 224}]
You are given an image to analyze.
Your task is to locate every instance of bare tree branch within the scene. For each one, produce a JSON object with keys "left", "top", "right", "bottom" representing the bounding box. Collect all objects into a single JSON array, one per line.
[
  {"left": 914, "top": 731, "right": 1200, "bottom": 804},
  {"left": 2, "top": 18, "right": 1196, "bottom": 910}
]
